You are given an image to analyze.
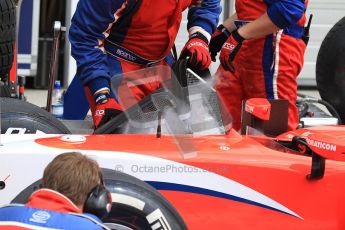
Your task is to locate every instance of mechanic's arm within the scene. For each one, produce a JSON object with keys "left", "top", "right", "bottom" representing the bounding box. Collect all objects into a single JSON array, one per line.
[
  {"left": 221, "top": 13, "right": 279, "bottom": 39},
  {"left": 69, "top": 0, "right": 126, "bottom": 95},
  {"left": 233, "top": 0, "right": 305, "bottom": 40},
  {"left": 187, "top": 0, "right": 222, "bottom": 41},
  {"left": 179, "top": 0, "right": 221, "bottom": 69},
  {"left": 221, "top": 13, "right": 238, "bottom": 33},
  {"left": 218, "top": 0, "right": 305, "bottom": 71},
  {"left": 237, "top": 13, "right": 279, "bottom": 39}
]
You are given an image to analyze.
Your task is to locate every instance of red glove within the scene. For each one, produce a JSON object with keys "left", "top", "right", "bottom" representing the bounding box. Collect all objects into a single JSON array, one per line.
[
  {"left": 219, "top": 30, "right": 245, "bottom": 72},
  {"left": 209, "top": 24, "right": 231, "bottom": 61},
  {"left": 92, "top": 92, "right": 122, "bottom": 129},
  {"left": 180, "top": 32, "right": 211, "bottom": 70}
]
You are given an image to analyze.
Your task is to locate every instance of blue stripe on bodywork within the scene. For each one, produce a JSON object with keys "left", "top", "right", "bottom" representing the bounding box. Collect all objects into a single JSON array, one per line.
[
  {"left": 147, "top": 181, "right": 298, "bottom": 218},
  {"left": 262, "top": 35, "right": 274, "bottom": 99}
]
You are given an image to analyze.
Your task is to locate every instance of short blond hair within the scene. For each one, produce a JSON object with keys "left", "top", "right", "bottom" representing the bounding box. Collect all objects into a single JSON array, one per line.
[{"left": 42, "top": 152, "right": 101, "bottom": 206}]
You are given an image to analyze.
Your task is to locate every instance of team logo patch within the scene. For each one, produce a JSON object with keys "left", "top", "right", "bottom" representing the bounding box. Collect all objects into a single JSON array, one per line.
[
  {"left": 95, "top": 109, "right": 105, "bottom": 116},
  {"left": 223, "top": 42, "right": 235, "bottom": 51},
  {"left": 187, "top": 41, "right": 208, "bottom": 50},
  {"left": 30, "top": 210, "right": 51, "bottom": 224},
  {"left": 116, "top": 49, "right": 136, "bottom": 61}
]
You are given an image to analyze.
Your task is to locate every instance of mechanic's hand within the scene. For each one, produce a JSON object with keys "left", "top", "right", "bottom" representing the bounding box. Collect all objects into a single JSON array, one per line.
[
  {"left": 92, "top": 92, "right": 122, "bottom": 129},
  {"left": 190, "top": 0, "right": 202, "bottom": 6},
  {"left": 219, "top": 30, "right": 245, "bottom": 73},
  {"left": 179, "top": 32, "right": 211, "bottom": 70},
  {"left": 209, "top": 24, "right": 231, "bottom": 61}
]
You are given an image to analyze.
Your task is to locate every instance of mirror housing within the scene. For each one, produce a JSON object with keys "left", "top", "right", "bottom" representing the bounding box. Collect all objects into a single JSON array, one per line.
[{"left": 241, "top": 98, "right": 288, "bottom": 136}]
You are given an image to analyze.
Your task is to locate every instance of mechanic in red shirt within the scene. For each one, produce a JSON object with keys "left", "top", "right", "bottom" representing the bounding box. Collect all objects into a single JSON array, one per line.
[
  {"left": 209, "top": 0, "right": 308, "bottom": 131},
  {"left": 0, "top": 152, "right": 111, "bottom": 229},
  {"left": 69, "top": 0, "right": 221, "bottom": 129}
]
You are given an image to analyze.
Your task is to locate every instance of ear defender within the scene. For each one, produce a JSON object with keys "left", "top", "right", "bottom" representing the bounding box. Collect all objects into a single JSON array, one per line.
[{"left": 84, "top": 184, "right": 112, "bottom": 220}]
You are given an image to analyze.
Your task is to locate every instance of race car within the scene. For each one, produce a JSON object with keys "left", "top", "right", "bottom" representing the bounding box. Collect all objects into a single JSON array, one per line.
[
  {"left": 1, "top": 63, "right": 345, "bottom": 230},
  {"left": 1, "top": 10, "right": 345, "bottom": 229}
]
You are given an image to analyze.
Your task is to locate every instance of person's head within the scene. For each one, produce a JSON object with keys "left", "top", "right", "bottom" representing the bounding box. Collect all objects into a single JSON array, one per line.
[{"left": 41, "top": 152, "right": 102, "bottom": 209}]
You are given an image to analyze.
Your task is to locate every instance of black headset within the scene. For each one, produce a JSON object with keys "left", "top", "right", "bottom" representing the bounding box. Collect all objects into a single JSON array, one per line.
[{"left": 84, "top": 176, "right": 112, "bottom": 220}]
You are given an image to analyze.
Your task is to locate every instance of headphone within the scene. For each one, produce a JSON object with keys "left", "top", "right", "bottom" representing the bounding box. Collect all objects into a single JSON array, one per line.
[{"left": 84, "top": 176, "right": 112, "bottom": 220}]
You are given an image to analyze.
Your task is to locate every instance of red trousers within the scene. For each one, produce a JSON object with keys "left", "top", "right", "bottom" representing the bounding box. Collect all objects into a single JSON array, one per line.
[
  {"left": 215, "top": 32, "right": 306, "bottom": 131},
  {"left": 85, "top": 60, "right": 170, "bottom": 115}
]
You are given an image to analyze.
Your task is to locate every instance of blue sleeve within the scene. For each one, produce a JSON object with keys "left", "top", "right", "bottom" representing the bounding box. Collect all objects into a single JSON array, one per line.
[
  {"left": 69, "top": 0, "right": 126, "bottom": 90},
  {"left": 187, "top": 0, "right": 222, "bottom": 35},
  {"left": 266, "top": 0, "right": 305, "bottom": 29}
]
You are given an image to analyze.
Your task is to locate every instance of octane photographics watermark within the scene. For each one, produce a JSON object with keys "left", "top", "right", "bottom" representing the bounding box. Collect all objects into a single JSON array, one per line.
[{"left": 115, "top": 164, "right": 230, "bottom": 174}]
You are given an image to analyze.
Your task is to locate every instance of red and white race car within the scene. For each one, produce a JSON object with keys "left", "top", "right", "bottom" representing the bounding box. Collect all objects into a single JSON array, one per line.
[{"left": 1, "top": 63, "right": 345, "bottom": 230}]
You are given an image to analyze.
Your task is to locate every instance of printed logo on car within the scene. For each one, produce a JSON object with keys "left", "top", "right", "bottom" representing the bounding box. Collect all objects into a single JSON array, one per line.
[
  {"left": 4, "top": 127, "right": 45, "bottom": 134},
  {"left": 307, "top": 138, "right": 337, "bottom": 152},
  {"left": 245, "top": 104, "right": 254, "bottom": 114},
  {"left": 146, "top": 209, "right": 171, "bottom": 230}
]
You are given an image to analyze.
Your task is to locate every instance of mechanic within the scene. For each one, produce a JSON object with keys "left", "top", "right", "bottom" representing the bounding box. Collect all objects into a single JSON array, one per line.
[
  {"left": 0, "top": 152, "right": 111, "bottom": 229},
  {"left": 209, "top": 0, "right": 308, "bottom": 131},
  {"left": 69, "top": 0, "right": 221, "bottom": 129}
]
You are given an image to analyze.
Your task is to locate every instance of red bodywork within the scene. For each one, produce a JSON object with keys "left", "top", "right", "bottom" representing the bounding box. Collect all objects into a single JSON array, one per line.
[{"left": 31, "top": 126, "right": 345, "bottom": 229}]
